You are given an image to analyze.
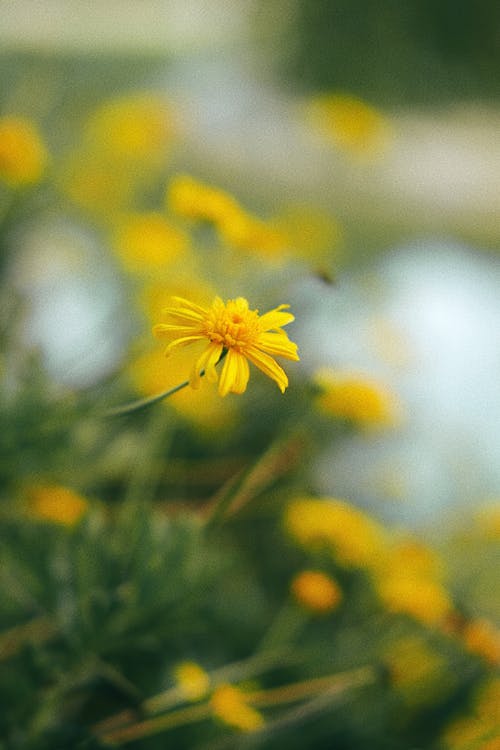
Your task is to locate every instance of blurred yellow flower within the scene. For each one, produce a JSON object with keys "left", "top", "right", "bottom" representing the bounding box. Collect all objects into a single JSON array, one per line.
[
  {"left": 112, "top": 212, "right": 189, "bottom": 272},
  {"left": 153, "top": 295, "right": 299, "bottom": 396},
  {"left": 0, "top": 116, "right": 47, "bottom": 186},
  {"left": 385, "top": 636, "right": 450, "bottom": 707},
  {"left": 443, "top": 678, "right": 500, "bottom": 749},
  {"left": 27, "top": 485, "right": 88, "bottom": 526},
  {"left": 284, "top": 497, "right": 388, "bottom": 570},
  {"left": 217, "top": 210, "right": 288, "bottom": 258},
  {"left": 211, "top": 684, "right": 264, "bottom": 732},
  {"left": 306, "top": 93, "right": 392, "bottom": 160},
  {"left": 167, "top": 174, "right": 240, "bottom": 225},
  {"left": 173, "top": 661, "right": 210, "bottom": 702},
  {"left": 474, "top": 502, "right": 500, "bottom": 540},
  {"left": 375, "top": 573, "right": 452, "bottom": 627},
  {"left": 273, "top": 204, "right": 343, "bottom": 267},
  {"left": 372, "top": 535, "right": 452, "bottom": 626},
  {"left": 313, "top": 369, "right": 403, "bottom": 429},
  {"left": 291, "top": 570, "right": 342, "bottom": 614},
  {"left": 59, "top": 154, "right": 136, "bottom": 217},
  {"left": 85, "top": 93, "right": 176, "bottom": 163},
  {"left": 382, "top": 538, "right": 444, "bottom": 580},
  {"left": 167, "top": 174, "right": 288, "bottom": 259},
  {"left": 462, "top": 618, "right": 500, "bottom": 666}
]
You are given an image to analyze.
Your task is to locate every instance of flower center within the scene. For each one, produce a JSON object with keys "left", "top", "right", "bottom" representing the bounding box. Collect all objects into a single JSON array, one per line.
[{"left": 204, "top": 299, "right": 260, "bottom": 350}]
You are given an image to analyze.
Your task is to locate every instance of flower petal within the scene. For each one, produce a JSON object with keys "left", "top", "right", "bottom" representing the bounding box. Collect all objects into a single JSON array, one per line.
[
  {"left": 169, "top": 296, "right": 209, "bottom": 315},
  {"left": 163, "top": 335, "right": 206, "bottom": 355},
  {"left": 257, "top": 331, "right": 300, "bottom": 360},
  {"left": 245, "top": 346, "right": 289, "bottom": 393},
  {"left": 219, "top": 350, "right": 250, "bottom": 396},
  {"left": 153, "top": 324, "right": 203, "bottom": 338},
  {"left": 190, "top": 342, "right": 223, "bottom": 389},
  {"left": 258, "top": 306, "right": 294, "bottom": 331}
]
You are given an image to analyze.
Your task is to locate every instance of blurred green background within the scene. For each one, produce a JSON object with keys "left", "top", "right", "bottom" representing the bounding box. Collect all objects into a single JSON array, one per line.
[{"left": 0, "top": 2, "right": 499, "bottom": 748}]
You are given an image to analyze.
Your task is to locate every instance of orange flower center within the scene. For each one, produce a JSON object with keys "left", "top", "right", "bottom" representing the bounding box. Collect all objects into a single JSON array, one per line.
[{"left": 204, "top": 299, "right": 260, "bottom": 350}]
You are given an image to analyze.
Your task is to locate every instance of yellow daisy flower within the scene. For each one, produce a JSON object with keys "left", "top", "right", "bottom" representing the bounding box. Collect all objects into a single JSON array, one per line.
[
  {"left": 153, "top": 295, "right": 299, "bottom": 396},
  {"left": 290, "top": 570, "right": 343, "bottom": 614}
]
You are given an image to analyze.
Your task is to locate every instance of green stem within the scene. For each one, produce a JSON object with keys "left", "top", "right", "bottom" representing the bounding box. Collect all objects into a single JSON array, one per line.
[
  {"left": 104, "top": 351, "right": 227, "bottom": 418},
  {"left": 103, "top": 379, "right": 192, "bottom": 418}
]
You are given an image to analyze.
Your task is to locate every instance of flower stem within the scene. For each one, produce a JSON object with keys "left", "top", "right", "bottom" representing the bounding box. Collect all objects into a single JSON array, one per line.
[
  {"left": 103, "top": 351, "right": 227, "bottom": 417},
  {"left": 103, "top": 379, "right": 192, "bottom": 417}
]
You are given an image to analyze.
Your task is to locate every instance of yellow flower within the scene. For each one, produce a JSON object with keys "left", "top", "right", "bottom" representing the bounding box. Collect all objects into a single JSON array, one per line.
[
  {"left": 371, "top": 535, "right": 453, "bottom": 627},
  {"left": 218, "top": 211, "right": 288, "bottom": 257},
  {"left": 385, "top": 636, "right": 451, "bottom": 708},
  {"left": 313, "top": 369, "right": 402, "bottom": 429},
  {"left": 381, "top": 538, "right": 444, "bottom": 580},
  {"left": 375, "top": 573, "right": 452, "bottom": 627},
  {"left": 474, "top": 502, "right": 500, "bottom": 540},
  {"left": 85, "top": 93, "right": 176, "bottom": 163},
  {"left": 306, "top": 93, "right": 392, "bottom": 160},
  {"left": 291, "top": 570, "right": 342, "bottom": 614},
  {"left": 211, "top": 684, "right": 264, "bottom": 732},
  {"left": 167, "top": 174, "right": 240, "bottom": 225},
  {"left": 273, "top": 204, "right": 343, "bottom": 266},
  {"left": 27, "top": 485, "right": 88, "bottom": 526},
  {"left": 0, "top": 116, "right": 47, "bottom": 186},
  {"left": 284, "top": 497, "right": 388, "bottom": 570},
  {"left": 443, "top": 678, "right": 500, "bottom": 749},
  {"left": 462, "top": 618, "right": 500, "bottom": 666},
  {"left": 153, "top": 295, "right": 299, "bottom": 397},
  {"left": 112, "top": 212, "right": 188, "bottom": 272},
  {"left": 59, "top": 153, "right": 136, "bottom": 217},
  {"left": 173, "top": 661, "right": 210, "bottom": 701}
]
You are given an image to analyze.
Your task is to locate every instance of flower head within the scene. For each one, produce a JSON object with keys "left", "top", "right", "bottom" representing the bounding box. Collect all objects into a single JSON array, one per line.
[
  {"left": 284, "top": 496, "right": 388, "bottom": 570},
  {"left": 153, "top": 295, "right": 299, "bottom": 396},
  {"left": 113, "top": 212, "right": 188, "bottom": 272},
  {"left": 313, "top": 368, "right": 402, "bottom": 429},
  {"left": 173, "top": 661, "right": 210, "bottom": 701},
  {"left": 211, "top": 684, "right": 264, "bottom": 732},
  {"left": 291, "top": 570, "right": 342, "bottom": 614},
  {"left": 306, "top": 93, "right": 392, "bottom": 160},
  {"left": 0, "top": 116, "right": 47, "bottom": 186},
  {"left": 27, "top": 485, "right": 88, "bottom": 526}
]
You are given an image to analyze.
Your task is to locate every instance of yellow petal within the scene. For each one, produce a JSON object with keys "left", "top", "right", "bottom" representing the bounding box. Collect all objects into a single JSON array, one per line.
[
  {"left": 258, "top": 306, "right": 294, "bottom": 331},
  {"left": 153, "top": 324, "right": 202, "bottom": 337},
  {"left": 164, "top": 335, "right": 205, "bottom": 354},
  {"left": 190, "top": 342, "right": 223, "bottom": 388},
  {"left": 257, "top": 331, "right": 299, "bottom": 360},
  {"left": 245, "top": 346, "right": 289, "bottom": 393},
  {"left": 219, "top": 350, "right": 250, "bottom": 396},
  {"left": 169, "top": 296, "right": 209, "bottom": 315}
]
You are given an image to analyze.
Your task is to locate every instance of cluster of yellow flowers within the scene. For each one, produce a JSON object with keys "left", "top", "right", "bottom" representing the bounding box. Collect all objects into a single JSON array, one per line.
[
  {"left": 59, "top": 93, "right": 177, "bottom": 220},
  {"left": 284, "top": 496, "right": 388, "bottom": 570},
  {"left": 284, "top": 496, "right": 455, "bottom": 628},
  {"left": 167, "top": 174, "right": 287, "bottom": 257}
]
